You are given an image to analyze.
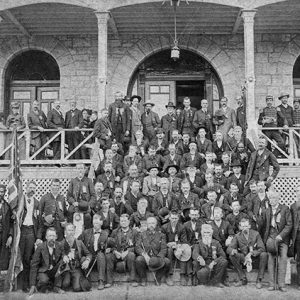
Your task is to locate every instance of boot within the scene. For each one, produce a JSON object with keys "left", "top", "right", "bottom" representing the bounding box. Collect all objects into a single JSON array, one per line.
[
  {"left": 187, "top": 275, "right": 192, "bottom": 286},
  {"left": 180, "top": 274, "right": 186, "bottom": 286}
]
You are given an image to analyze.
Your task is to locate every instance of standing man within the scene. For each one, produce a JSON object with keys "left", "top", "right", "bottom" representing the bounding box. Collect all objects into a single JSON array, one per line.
[
  {"left": 263, "top": 190, "right": 292, "bottom": 292},
  {"left": 47, "top": 100, "right": 65, "bottom": 160},
  {"left": 108, "top": 91, "right": 130, "bottom": 144},
  {"left": 193, "top": 99, "right": 214, "bottom": 140},
  {"left": 161, "top": 102, "right": 177, "bottom": 142},
  {"left": 178, "top": 97, "right": 197, "bottom": 137},
  {"left": 27, "top": 100, "right": 48, "bottom": 159},
  {"left": 277, "top": 92, "right": 293, "bottom": 128},
  {"left": 65, "top": 100, "right": 83, "bottom": 159},
  {"left": 214, "top": 97, "right": 236, "bottom": 141},
  {"left": 129, "top": 95, "right": 143, "bottom": 142},
  {"left": 236, "top": 96, "right": 247, "bottom": 135},
  {"left": 141, "top": 101, "right": 160, "bottom": 143}
]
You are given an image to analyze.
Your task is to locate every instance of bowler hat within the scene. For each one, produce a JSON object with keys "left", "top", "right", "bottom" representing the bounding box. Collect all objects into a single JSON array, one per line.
[
  {"left": 165, "top": 164, "right": 179, "bottom": 174},
  {"left": 115, "top": 261, "right": 127, "bottom": 273},
  {"left": 214, "top": 110, "right": 225, "bottom": 117},
  {"left": 174, "top": 244, "right": 192, "bottom": 262},
  {"left": 147, "top": 165, "right": 160, "bottom": 172},
  {"left": 278, "top": 92, "right": 289, "bottom": 100},
  {"left": 143, "top": 101, "right": 155, "bottom": 107},
  {"left": 165, "top": 102, "right": 176, "bottom": 108},
  {"left": 123, "top": 96, "right": 131, "bottom": 102},
  {"left": 230, "top": 160, "right": 242, "bottom": 168},
  {"left": 158, "top": 207, "right": 170, "bottom": 218},
  {"left": 130, "top": 95, "right": 142, "bottom": 102},
  {"left": 148, "top": 257, "right": 165, "bottom": 272},
  {"left": 11, "top": 102, "right": 20, "bottom": 109},
  {"left": 265, "top": 95, "right": 274, "bottom": 100},
  {"left": 155, "top": 127, "right": 164, "bottom": 134},
  {"left": 78, "top": 201, "right": 89, "bottom": 212}
]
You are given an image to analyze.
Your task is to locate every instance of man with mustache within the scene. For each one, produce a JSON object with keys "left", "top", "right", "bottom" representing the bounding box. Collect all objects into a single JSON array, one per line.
[{"left": 141, "top": 101, "right": 160, "bottom": 143}]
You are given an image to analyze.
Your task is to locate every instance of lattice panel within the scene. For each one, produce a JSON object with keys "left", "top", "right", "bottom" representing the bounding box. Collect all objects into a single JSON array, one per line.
[
  {"left": 0, "top": 178, "right": 71, "bottom": 201},
  {"left": 273, "top": 177, "right": 300, "bottom": 207}
]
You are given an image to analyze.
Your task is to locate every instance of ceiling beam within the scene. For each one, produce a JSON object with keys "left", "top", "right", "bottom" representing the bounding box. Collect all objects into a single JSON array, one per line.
[
  {"left": 108, "top": 12, "right": 120, "bottom": 40},
  {"left": 3, "top": 10, "right": 31, "bottom": 38},
  {"left": 232, "top": 9, "right": 242, "bottom": 34}
]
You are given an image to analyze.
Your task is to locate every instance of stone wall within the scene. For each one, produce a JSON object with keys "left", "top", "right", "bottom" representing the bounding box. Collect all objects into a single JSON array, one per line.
[{"left": 0, "top": 33, "right": 299, "bottom": 115}]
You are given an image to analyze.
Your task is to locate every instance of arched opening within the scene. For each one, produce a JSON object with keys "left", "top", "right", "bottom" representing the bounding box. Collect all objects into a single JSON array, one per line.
[
  {"left": 4, "top": 50, "right": 60, "bottom": 119},
  {"left": 293, "top": 55, "right": 300, "bottom": 100},
  {"left": 127, "top": 49, "right": 223, "bottom": 117}
]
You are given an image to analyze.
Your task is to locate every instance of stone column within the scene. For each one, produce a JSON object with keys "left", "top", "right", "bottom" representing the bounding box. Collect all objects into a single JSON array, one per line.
[
  {"left": 95, "top": 11, "right": 110, "bottom": 111},
  {"left": 241, "top": 9, "right": 257, "bottom": 137}
]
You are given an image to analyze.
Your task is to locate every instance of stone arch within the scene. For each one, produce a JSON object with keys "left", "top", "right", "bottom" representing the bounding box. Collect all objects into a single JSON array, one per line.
[
  {"left": 0, "top": 35, "right": 75, "bottom": 111},
  {"left": 108, "top": 35, "right": 241, "bottom": 106}
]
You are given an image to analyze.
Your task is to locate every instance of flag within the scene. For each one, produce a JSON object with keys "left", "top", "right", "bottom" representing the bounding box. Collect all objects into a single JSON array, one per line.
[{"left": 5, "top": 128, "right": 24, "bottom": 292}]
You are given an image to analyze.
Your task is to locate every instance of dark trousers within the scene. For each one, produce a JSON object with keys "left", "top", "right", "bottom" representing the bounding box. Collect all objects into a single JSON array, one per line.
[
  {"left": 19, "top": 226, "right": 36, "bottom": 289},
  {"left": 229, "top": 252, "right": 268, "bottom": 281},
  {"left": 61, "top": 268, "right": 83, "bottom": 292},
  {"left": 295, "top": 231, "right": 300, "bottom": 286},
  {"left": 52, "top": 141, "right": 61, "bottom": 160},
  {"left": 37, "top": 268, "right": 62, "bottom": 292},
  {"left": 31, "top": 134, "right": 47, "bottom": 159},
  {"left": 167, "top": 246, "right": 188, "bottom": 275},
  {"left": 112, "top": 252, "right": 137, "bottom": 281},
  {"left": 105, "top": 252, "right": 115, "bottom": 284},
  {"left": 194, "top": 257, "right": 227, "bottom": 284},
  {"left": 66, "top": 132, "right": 82, "bottom": 159},
  {"left": 135, "top": 256, "right": 171, "bottom": 282},
  {"left": 262, "top": 129, "right": 285, "bottom": 157},
  {"left": 89, "top": 252, "right": 109, "bottom": 282}
]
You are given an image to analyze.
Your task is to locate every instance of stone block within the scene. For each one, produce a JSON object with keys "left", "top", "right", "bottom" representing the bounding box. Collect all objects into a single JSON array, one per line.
[
  {"left": 59, "top": 54, "right": 74, "bottom": 68},
  {"left": 146, "top": 36, "right": 162, "bottom": 52},
  {"left": 136, "top": 38, "right": 152, "bottom": 56},
  {"left": 256, "top": 74, "right": 271, "bottom": 86},
  {"left": 268, "top": 52, "right": 281, "bottom": 64},
  {"left": 257, "top": 42, "right": 274, "bottom": 53},
  {"left": 267, "top": 86, "right": 280, "bottom": 97},
  {"left": 287, "top": 42, "right": 300, "bottom": 57},
  {"left": 255, "top": 53, "right": 269, "bottom": 63},
  {"left": 277, "top": 61, "right": 293, "bottom": 74},
  {"left": 255, "top": 85, "right": 268, "bottom": 95},
  {"left": 127, "top": 47, "right": 145, "bottom": 63},
  {"left": 262, "top": 62, "right": 278, "bottom": 75},
  {"left": 210, "top": 51, "right": 230, "bottom": 68},
  {"left": 279, "top": 52, "right": 297, "bottom": 65},
  {"left": 271, "top": 74, "right": 283, "bottom": 85},
  {"left": 195, "top": 36, "right": 212, "bottom": 56},
  {"left": 203, "top": 42, "right": 222, "bottom": 62}
]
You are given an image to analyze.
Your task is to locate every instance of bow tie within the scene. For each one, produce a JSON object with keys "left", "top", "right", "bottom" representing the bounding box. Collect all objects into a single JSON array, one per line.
[{"left": 94, "top": 231, "right": 101, "bottom": 235}]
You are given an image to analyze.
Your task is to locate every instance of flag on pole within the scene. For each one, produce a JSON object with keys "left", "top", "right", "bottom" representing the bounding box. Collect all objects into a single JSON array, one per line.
[{"left": 5, "top": 128, "right": 24, "bottom": 292}]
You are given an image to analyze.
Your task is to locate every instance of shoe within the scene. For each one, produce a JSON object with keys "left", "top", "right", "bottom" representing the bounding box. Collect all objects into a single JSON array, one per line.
[
  {"left": 193, "top": 276, "right": 198, "bottom": 286},
  {"left": 279, "top": 287, "right": 287, "bottom": 292},
  {"left": 131, "top": 282, "right": 138, "bottom": 287},
  {"left": 180, "top": 275, "right": 186, "bottom": 286},
  {"left": 223, "top": 279, "right": 230, "bottom": 287},
  {"left": 98, "top": 281, "right": 105, "bottom": 290},
  {"left": 166, "top": 277, "right": 174, "bottom": 286},
  {"left": 215, "top": 283, "right": 225, "bottom": 288},
  {"left": 140, "top": 280, "right": 147, "bottom": 287},
  {"left": 105, "top": 283, "right": 112, "bottom": 288},
  {"left": 268, "top": 286, "right": 275, "bottom": 291},
  {"left": 234, "top": 278, "right": 247, "bottom": 287},
  {"left": 53, "top": 287, "right": 65, "bottom": 294},
  {"left": 256, "top": 282, "right": 262, "bottom": 289},
  {"left": 187, "top": 276, "right": 192, "bottom": 286}
]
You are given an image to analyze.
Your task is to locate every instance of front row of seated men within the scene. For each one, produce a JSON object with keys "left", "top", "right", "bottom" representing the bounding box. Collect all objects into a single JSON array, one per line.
[{"left": 29, "top": 188, "right": 294, "bottom": 294}]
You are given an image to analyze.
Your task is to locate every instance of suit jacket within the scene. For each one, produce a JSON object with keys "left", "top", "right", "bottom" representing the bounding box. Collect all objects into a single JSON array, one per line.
[
  {"left": 108, "top": 102, "right": 130, "bottom": 134},
  {"left": 226, "top": 174, "right": 246, "bottom": 195},
  {"left": 212, "top": 141, "right": 229, "bottom": 163},
  {"left": 124, "top": 191, "right": 143, "bottom": 212},
  {"left": 177, "top": 107, "right": 197, "bottom": 134},
  {"left": 98, "top": 210, "right": 120, "bottom": 233},
  {"left": 93, "top": 117, "right": 112, "bottom": 140},
  {"left": 263, "top": 204, "right": 292, "bottom": 245},
  {"left": 142, "top": 154, "right": 164, "bottom": 175},
  {"left": 161, "top": 222, "right": 188, "bottom": 244},
  {"left": 245, "top": 149, "right": 280, "bottom": 184},
  {"left": 111, "top": 227, "right": 138, "bottom": 252},
  {"left": 129, "top": 211, "right": 154, "bottom": 228},
  {"left": 236, "top": 105, "right": 247, "bottom": 132},
  {"left": 184, "top": 220, "right": 203, "bottom": 245},
  {"left": 96, "top": 173, "right": 116, "bottom": 195},
  {"left": 95, "top": 157, "right": 124, "bottom": 178},
  {"left": 109, "top": 199, "right": 133, "bottom": 217},
  {"left": 167, "top": 176, "right": 182, "bottom": 195},
  {"left": 151, "top": 138, "right": 169, "bottom": 157},
  {"left": 193, "top": 109, "right": 214, "bottom": 136},
  {"left": 29, "top": 241, "right": 63, "bottom": 286},
  {"left": 21, "top": 196, "right": 40, "bottom": 238},
  {"left": 177, "top": 192, "right": 201, "bottom": 212},
  {"left": 65, "top": 108, "right": 83, "bottom": 129},
  {"left": 180, "top": 152, "right": 204, "bottom": 170},
  {"left": 290, "top": 202, "right": 300, "bottom": 253},
  {"left": 27, "top": 109, "right": 47, "bottom": 138},
  {"left": 141, "top": 111, "right": 160, "bottom": 131},
  {"left": 201, "top": 203, "right": 223, "bottom": 223},
  {"left": 211, "top": 220, "right": 234, "bottom": 248},
  {"left": 177, "top": 173, "right": 204, "bottom": 197},
  {"left": 226, "top": 212, "right": 249, "bottom": 234},
  {"left": 47, "top": 108, "right": 64, "bottom": 141},
  {"left": 162, "top": 154, "right": 182, "bottom": 172},
  {"left": 142, "top": 176, "right": 162, "bottom": 196},
  {"left": 277, "top": 104, "right": 294, "bottom": 127},
  {"left": 123, "top": 155, "right": 143, "bottom": 175},
  {"left": 227, "top": 229, "right": 266, "bottom": 256},
  {"left": 247, "top": 193, "right": 269, "bottom": 229},
  {"left": 214, "top": 107, "right": 236, "bottom": 135},
  {"left": 135, "top": 230, "right": 167, "bottom": 258},
  {"left": 196, "top": 137, "right": 213, "bottom": 154},
  {"left": 152, "top": 191, "right": 178, "bottom": 215},
  {"left": 161, "top": 113, "right": 178, "bottom": 140},
  {"left": 227, "top": 136, "right": 255, "bottom": 153}
]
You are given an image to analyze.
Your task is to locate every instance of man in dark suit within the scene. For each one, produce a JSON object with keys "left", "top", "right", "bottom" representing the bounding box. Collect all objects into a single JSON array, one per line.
[
  {"left": 245, "top": 136, "right": 280, "bottom": 187},
  {"left": 195, "top": 127, "right": 213, "bottom": 155},
  {"left": 108, "top": 91, "right": 131, "bottom": 144},
  {"left": 109, "top": 187, "right": 133, "bottom": 217},
  {"left": 193, "top": 99, "right": 214, "bottom": 140},
  {"left": 124, "top": 180, "right": 143, "bottom": 212},
  {"left": 141, "top": 101, "right": 160, "bottom": 143},
  {"left": 129, "top": 198, "right": 154, "bottom": 229},
  {"left": 161, "top": 102, "right": 177, "bottom": 142},
  {"left": 29, "top": 227, "right": 65, "bottom": 295},
  {"left": 162, "top": 144, "right": 182, "bottom": 173},
  {"left": 93, "top": 108, "right": 113, "bottom": 150},
  {"left": 98, "top": 198, "right": 119, "bottom": 234},
  {"left": 236, "top": 96, "right": 247, "bottom": 135},
  {"left": 79, "top": 214, "right": 114, "bottom": 290},
  {"left": 177, "top": 97, "right": 197, "bottom": 137},
  {"left": 47, "top": 100, "right": 65, "bottom": 160},
  {"left": 65, "top": 100, "right": 83, "bottom": 159},
  {"left": 180, "top": 141, "right": 204, "bottom": 170},
  {"left": 227, "top": 218, "right": 268, "bottom": 288},
  {"left": 27, "top": 100, "right": 47, "bottom": 159},
  {"left": 263, "top": 190, "right": 292, "bottom": 292}
]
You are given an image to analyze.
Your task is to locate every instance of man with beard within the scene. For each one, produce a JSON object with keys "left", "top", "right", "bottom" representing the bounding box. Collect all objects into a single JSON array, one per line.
[
  {"left": 123, "top": 145, "right": 143, "bottom": 175},
  {"left": 98, "top": 198, "right": 119, "bottom": 234},
  {"left": 109, "top": 187, "right": 133, "bottom": 217},
  {"left": 245, "top": 136, "right": 280, "bottom": 187},
  {"left": 169, "top": 129, "right": 184, "bottom": 156},
  {"left": 19, "top": 181, "right": 41, "bottom": 291},
  {"left": 67, "top": 163, "right": 96, "bottom": 229},
  {"left": 223, "top": 183, "right": 246, "bottom": 216},
  {"left": 108, "top": 91, "right": 131, "bottom": 144},
  {"left": 27, "top": 100, "right": 47, "bottom": 159},
  {"left": 141, "top": 101, "right": 160, "bottom": 143},
  {"left": 184, "top": 208, "right": 203, "bottom": 246},
  {"left": 135, "top": 217, "right": 173, "bottom": 286},
  {"left": 0, "top": 184, "right": 13, "bottom": 271},
  {"left": 161, "top": 102, "right": 177, "bottom": 142},
  {"left": 213, "top": 164, "right": 228, "bottom": 188},
  {"left": 29, "top": 227, "right": 65, "bottom": 295},
  {"left": 142, "top": 145, "right": 164, "bottom": 176},
  {"left": 201, "top": 190, "right": 223, "bottom": 223},
  {"left": 200, "top": 172, "right": 228, "bottom": 201},
  {"left": 228, "top": 218, "right": 268, "bottom": 289},
  {"left": 142, "top": 166, "right": 162, "bottom": 198},
  {"left": 179, "top": 165, "right": 204, "bottom": 197},
  {"left": 177, "top": 97, "right": 197, "bottom": 137},
  {"left": 111, "top": 214, "right": 139, "bottom": 287},
  {"left": 162, "top": 210, "right": 189, "bottom": 285},
  {"left": 130, "top": 198, "right": 154, "bottom": 229},
  {"left": 180, "top": 141, "right": 204, "bottom": 170},
  {"left": 124, "top": 180, "right": 143, "bottom": 212},
  {"left": 60, "top": 223, "right": 92, "bottom": 292},
  {"left": 121, "top": 164, "right": 142, "bottom": 194},
  {"left": 151, "top": 128, "right": 169, "bottom": 157},
  {"left": 263, "top": 190, "right": 292, "bottom": 292},
  {"left": 96, "top": 162, "right": 116, "bottom": 196},
  {"left": 162, "top": 144, "right": 182, "bottom": 174},
  {"left": 79, "top": 214, "right": 114, "bottom": 290},
  {"left": 226, "top": 201, "right": 249, "bottom": 234},
  {"left": 192, "top": 224, "right": 228, "bottom": 288}
]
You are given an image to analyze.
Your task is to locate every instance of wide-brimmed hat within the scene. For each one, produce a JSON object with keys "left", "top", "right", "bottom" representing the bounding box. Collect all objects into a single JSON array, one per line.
[
  {"left": 130, "top": 95, "right": 142, "bottom": 102},
  {"left": 214, "top": 110, "right": 225, "bottom": 117},
  {"left": 158, "top": 207, "right": 170, "bottom": 218},
  {"left": 147, "top": 165, "right": 160, "bottom": 172},
  {"left": 148, "top": 257, "right": 165, "bottom": 272},
  {"left": 174, "top": 244, "right": 192, "bottom": 262},
  {"left": 123, "top": 96, "right": 131, "bottom": 102},
  {"left": 278, "top": 92, "right": 289, "bottom": 100},
  {"left": 166, "top": 164, "right": 180, "bottom": 174},
  {"left": 265, "top": 95, "right": 274, "bottom": 100},
  {"left": 230, "top": 160, "right": 242, "bottom": 168},
  {"left": 165, "top": 102, "right": 176, "bottom": 108},
  {"left": 78, "top": 201, "right": 89, "bottom": 212},
  {"left": 155, "top": 127, "right": 164, "bottom": 135},
  {"left": 143, "top": 101, "right": 155, "bottom": 107}
]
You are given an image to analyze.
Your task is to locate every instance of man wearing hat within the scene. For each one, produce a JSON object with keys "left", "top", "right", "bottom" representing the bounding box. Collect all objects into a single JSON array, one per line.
[
  {"left": 177, "top": 97, "right": 197, "bottom": 137},
  {"left": 0, "top": 184, "right": 13, "bottom": 271},
  {"left": 108, "top": 91, "right": 131, "bottom": 144},
  {"left": 142, "top": 145, "right": 164, "bottom": 175},
  {"left": 5, "top": 101, "right": 26, "bottom": 160},
  {"left": 162, "top": 144, "right": 182, "bottom": 174},
  {"left": 151, "top": 128, "right": 168, "bottom": 157},
  {"left": 161, "top": 102, "right": 177, "bottom": 142},
  {"left": 193, "top": 99, "right": 214, "bottom": 140},
  {"left": 135, "top": 216, "right": 173, "bottom": 286},
  {"left": 180, "top": 140, "right": 204, "bottom": 170},
  {"left": 277, "top": 92, "right": 293, "bottom": 127},
  {"left": 258, "top": 95, "right": 287, "bottom": 157},
  {"left": 67, "top": 163, "right": 96, "bottom": 230},
  {"left": 192, "top": 223, "right": 228, "bottom": 288},
  {"left": 142, "top": 165, "right": 162, "bottom": 197},
  {"left": 129, "top": 95, "right": 143, "bottom": 142},
  {"left": 141, "top": 101, "right": 160, "bottom": 143},
  {"left": 165, "top": 164, "right": 182, "bottom": 195},
  {"left": 227, "top": 160, "right": 246, "bottom": 195}
]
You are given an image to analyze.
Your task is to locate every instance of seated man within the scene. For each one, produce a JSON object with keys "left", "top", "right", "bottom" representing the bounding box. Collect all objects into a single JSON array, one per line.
[
  {"left": 95, "top": 162, "right": 116, "bottom": 197},
  {"left": 29, "top": 227, "right": 65, "bottom": 295},
  {"left": 162, "top": 143, "right": 182, "bottom": 174},
  {"left": 226, "top": 160, "right": 246, "bottom": 195},
  {"left": 111, "top": 214, "right": 139, "bottom": 287},
  {"left": 60, "top": 223, "right": 92, "bottom": 292},
  {"left": 79, "top": 214, "right": 114, "bottom": 290},
  {"left": 227, "top": 218, "right": 268, "bottom": 289},
  {"left": 223, "top": 182, "right": 246, "bottom": 216},
  {"left": 98, "top": 198, "right": 119, "bottom": 234},
  {"left": 162, "top": 210, "right": 189, "bottom": 286},
  {"left": 142, "top": 145, "right": 164, "bottom": 176},
  {"left": 192, "top": 224, "right": 228, "bottom": 288},
  {"left": 184, "top": 208, "right": 203, "bottom": 246},
  {"left": 121, "top": 164, "right": 143, "bottom": 194},
  {"left": 226, "top": 201, "right": 249, "bottom": 234},
  {"left": 67, "top": 163, "right": 96, "bottom": 229},
  {"left": 109, "top": 187, "right": 133, "bottom": 217},
  {"left": 124, "top": 180, "right": 143, "bottom": 212},
  {"left": 165, "top": 165, "right": 181, "bottom": 196},
  {"left": 135, "top": 217, "right": 173, "bottom": 286},
  {"left": 123, "top": 145, "right": 143, "bottom": 175},
  {"left": 142, "top": 165, "right": 162, "bottom": 197},
  {"left": 201, "top": 190, "right": 223, "bottom": 223},
  {"left": 129, "top": 198, "right": 154, "bottom": 229}
]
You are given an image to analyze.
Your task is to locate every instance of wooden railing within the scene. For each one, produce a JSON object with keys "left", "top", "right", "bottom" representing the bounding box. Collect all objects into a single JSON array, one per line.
[{"left": 0, "top": 128, "right": 97, "bottom": 166}]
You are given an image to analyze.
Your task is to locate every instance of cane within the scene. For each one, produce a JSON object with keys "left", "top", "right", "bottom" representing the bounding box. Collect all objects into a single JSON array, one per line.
[
  {"left": 141, "top": 241, "right": 159, "bottom": 286},
  {"left": 86, "top": 256, "right": 97, "bottom": 278},
  {"left": 274, "top": 239, "right": 279, "bottom": 290}
]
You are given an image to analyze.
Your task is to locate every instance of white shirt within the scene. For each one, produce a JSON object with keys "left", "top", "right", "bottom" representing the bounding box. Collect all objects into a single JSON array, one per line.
[
  {"left": 94, "top": 229, "right": 101, "bottom": 252},
  {"left": 23, "top": 197, "right": 34, "bottom": 226},
  {"left": 48, "top": 245, "right": 55, "bottom": 256}
]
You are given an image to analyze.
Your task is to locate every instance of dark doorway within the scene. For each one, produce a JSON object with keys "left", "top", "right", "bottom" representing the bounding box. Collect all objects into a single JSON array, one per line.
[{"left": 176, "top": 80, "right": 205, "bottom": 110}]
